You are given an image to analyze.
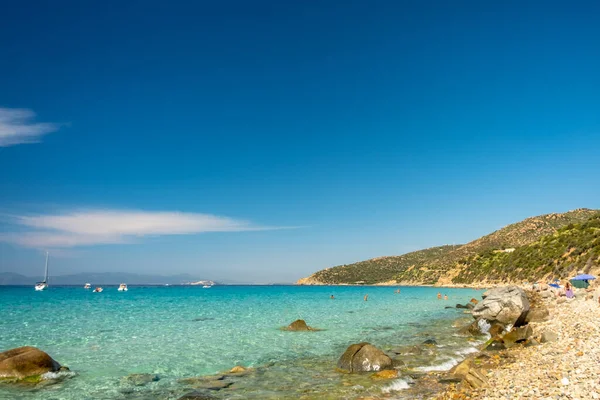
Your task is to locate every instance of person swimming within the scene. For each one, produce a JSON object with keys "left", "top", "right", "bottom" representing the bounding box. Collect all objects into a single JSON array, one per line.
[
  {"left": 437, "top": 292, "right": 442, "bottom": 299},
  {"left": 364, "top": 294, "right": 368, "bottom": 301},
  {"left": 330, "top": 295, "right": 335, "bottom": 299},
  {"left": 444, "top": 294, "right": 448, "bottom": 300}
]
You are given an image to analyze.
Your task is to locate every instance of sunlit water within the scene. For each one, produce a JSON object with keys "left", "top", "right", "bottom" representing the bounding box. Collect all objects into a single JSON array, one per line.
[{"left": 0, "top": 285, "right": 485, "bottom": 399}]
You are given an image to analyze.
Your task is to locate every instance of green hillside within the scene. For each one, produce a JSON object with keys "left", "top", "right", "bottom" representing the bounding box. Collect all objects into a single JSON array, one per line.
[
  {"left": 305, "top": 245, "right": 461, "bottom": 285},
  {"left": 452, "top": 213, "right": 600, "bottom": 284},
  {"left": 298, "top": 208, "right": 599, "bottom": 285}
]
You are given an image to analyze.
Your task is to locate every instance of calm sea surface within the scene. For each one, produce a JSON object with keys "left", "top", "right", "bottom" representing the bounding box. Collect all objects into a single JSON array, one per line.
[{"left": 0, "top": 285, "right": 485, "bottom": 399}]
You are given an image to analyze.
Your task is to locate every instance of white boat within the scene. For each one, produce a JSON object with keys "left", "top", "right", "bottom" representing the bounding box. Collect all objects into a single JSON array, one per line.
[
  {"left": 34, "top": 252, "right": 49, "bottom": 291},
  {"left": 93, "top": 287, "right": 103, "bottom": 293},
  {"left": 84, "top": 283, "right": 91, "bottom": 289},
  {"left": 202, "top": 285, "right": 212, "bottom": 289},
  {"left": 118, "top": 283, "right": 128, "bottom": 292}
]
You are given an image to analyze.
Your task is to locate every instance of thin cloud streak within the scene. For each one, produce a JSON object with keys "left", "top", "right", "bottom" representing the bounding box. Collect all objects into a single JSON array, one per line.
[
  {"left": 0, "top": 107, "right": 61, "bottom": 147},
  {"left": 2, "top": 209, "right": 287, "bottom": 248}
]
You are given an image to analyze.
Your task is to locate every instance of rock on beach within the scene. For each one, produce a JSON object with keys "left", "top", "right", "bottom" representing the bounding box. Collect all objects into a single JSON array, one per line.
[{"left": 472, "top": 285, "right": 530, "bottom": 327}]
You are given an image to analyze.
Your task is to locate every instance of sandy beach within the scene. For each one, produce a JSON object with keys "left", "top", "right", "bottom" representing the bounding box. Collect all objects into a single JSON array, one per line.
[{"left": 438, "top": 288, "right": 600, "bottom": 400}]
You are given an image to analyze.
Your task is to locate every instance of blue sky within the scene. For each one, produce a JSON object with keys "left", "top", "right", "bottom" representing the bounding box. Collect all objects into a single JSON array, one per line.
[{"left": 1, "top": 1, "right": 599, "bottom": 283}]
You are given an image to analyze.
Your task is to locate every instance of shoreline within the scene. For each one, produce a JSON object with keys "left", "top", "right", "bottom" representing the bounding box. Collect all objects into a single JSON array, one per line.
[{"left": 436, "top": 286, "right": 600, "bottom": 399}]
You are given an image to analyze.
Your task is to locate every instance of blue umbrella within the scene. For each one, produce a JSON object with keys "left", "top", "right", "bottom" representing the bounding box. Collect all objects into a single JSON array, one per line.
[
  {"left": 572, "top": 274, "right": 596, "bottom": 280},
  {"left": 548, "top": 283, "right": 561, "bottom": 288}
]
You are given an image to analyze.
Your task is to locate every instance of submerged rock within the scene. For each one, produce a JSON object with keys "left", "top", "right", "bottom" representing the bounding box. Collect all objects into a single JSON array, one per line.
[
  {"left": 371, "top": 370, "right": 398, "bottom": 379},
  {"left": 472, "top": 286, "right": 530, "bottom": 327},
  {"left": 422, "top": 339, "right": 437, "bottom": 346},
  {"left": 284, "top": 319, "right": 316, "bottom": 331},
  {"left": 178, "top": 391, "right": 217, "bottom": 400},
  {"left": 337, "top": 342, "right": 393, "bottom": 373},
  {"left": 0, "top": 346, "right": 62, "bottom": 381},
  {"left": 122, "top": 373, "right": 160, "bottom": 386}
]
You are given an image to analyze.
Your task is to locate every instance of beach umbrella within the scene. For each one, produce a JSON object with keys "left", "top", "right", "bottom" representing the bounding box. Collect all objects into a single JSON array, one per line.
[{"left": 571, "top": 274, "right": 596, "bottom": 280}]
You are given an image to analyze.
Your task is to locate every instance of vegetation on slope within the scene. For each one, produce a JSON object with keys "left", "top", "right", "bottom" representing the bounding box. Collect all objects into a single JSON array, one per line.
[
  {"left": 452, "top": 213, "right": 600, "bottom": 284},
  {"left": 299, "top": 208, "right": 599, "bottom": 285},
  {"left": 306, "top": 245, "right": 461, "bottom": 285}
]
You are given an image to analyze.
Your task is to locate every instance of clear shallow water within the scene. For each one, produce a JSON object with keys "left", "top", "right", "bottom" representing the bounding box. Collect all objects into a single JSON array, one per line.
[{"left": 0, "top": 285, "right": 484, "bottom": 399}]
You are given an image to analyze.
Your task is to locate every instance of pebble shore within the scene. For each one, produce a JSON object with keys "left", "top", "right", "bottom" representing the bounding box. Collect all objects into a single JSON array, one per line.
[{"left": 440, "top": 293, "right": 600, "bottom": 400}]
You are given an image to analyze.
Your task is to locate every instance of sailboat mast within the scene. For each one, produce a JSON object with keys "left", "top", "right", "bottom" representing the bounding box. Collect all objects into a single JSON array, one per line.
[{"left": 44, "top": 251, "right": 49, "bottom": 284}]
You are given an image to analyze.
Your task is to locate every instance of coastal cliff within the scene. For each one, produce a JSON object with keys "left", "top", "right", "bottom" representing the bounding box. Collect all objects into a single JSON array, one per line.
[{"left": 298, "top": 209, "right": 600, "bottom": 286}]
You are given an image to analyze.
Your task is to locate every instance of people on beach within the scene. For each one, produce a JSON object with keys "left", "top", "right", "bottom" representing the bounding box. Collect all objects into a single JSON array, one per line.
[
  {"left": 444, "top": 294, "right": 448, "bottom": 300},
  {"left": 437, "top": 292, "right": 442, "bottom": 299},
  {"left": 565, "top": 282, "right": 574, "bottom": 299},
  {"left": 364, "top": 294, "right": 368, "bottom": 301}
]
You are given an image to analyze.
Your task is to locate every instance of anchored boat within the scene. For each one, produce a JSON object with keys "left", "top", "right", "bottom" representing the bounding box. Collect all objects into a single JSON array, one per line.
[{"left": 34, "top": 252, "right": 49, "bottom": 291}]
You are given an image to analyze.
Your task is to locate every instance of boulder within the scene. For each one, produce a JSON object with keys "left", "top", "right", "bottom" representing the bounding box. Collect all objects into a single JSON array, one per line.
[
  {"left": 285, "top": 319, "right": 314, "bottom": 331},
  {"left": 337, "top": 342, "right": 393, "bottom": 373},
  {"left": 470, "top": 298, "right": 479, "bottom": 304},
  {"left": 481, "top": 337, "right": 506, "bottom": 351},
  {"left": 441, "top": 357, "right": 488, "bottom": 389},
  {"left": 0, "top": 346, "right": 62, "bottom": 380},
  {"left": 502, "top": 325, "right": 533, "bottom": 348},
  {"left": 540, "top": 329, "right": 558, "bottom": 343},
  {"left": 525, "top": 305, "right": 550, "bottom": 323},
  {"left": 472, "top": 286, "right": 530, "bottom": 327}
]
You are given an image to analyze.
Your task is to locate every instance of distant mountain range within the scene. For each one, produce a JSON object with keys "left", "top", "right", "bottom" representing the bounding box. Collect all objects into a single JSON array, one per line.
[
  {"left": 0, "top": 272, "right": 212, "bottom": 286},
  {"left": 298, "top": 208, "right": 600, "bottom": 286}
]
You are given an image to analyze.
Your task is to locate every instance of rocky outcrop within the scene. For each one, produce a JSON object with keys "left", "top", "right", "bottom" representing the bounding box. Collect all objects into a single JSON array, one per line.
[
  {"left": 0, "top": 347, "right": 62, "bottom": 380},
  {"left": 473, "top": 286, "right": 530, "bottom": 327},
  {"left": 337, "top": 342, "right": 392, "bottom": 373}
]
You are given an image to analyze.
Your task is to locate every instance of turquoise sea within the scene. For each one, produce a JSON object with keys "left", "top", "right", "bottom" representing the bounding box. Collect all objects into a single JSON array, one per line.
[{"left": 0, "top": 285, "right": 485, "bottom": 399}]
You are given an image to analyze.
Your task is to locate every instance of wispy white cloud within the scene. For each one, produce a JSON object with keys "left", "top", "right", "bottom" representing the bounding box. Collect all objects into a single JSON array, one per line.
[
  {"left": 1, "top": 209, "right": 278, "bottom": 248},
  {"left": 0, "top": 108, "right": 61, "bottom": 147}
]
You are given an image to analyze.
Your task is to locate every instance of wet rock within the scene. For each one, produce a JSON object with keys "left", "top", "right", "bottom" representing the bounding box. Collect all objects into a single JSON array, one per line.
[
  {"left": 337, "top": 342, "right": 393, "bottom": 373},
  {"left": 470, "top": 298, "right": 479, "bottom": 304},
  {"left": 178, "top": 391, "right": 217, "bottom": 400},
  {"left": 391, "top": 358, "right": 406, "bottom": 368},
  {"left": 422, "top": 339, "right": 437, "bottom": 346},
  {"left": 285, "top": 319, "right": 315, "bottom": 331},
  {"left": 178, "top": 375, "right": 225, "bottom": 385},
  {"left": 390, "top": 345, "right": 422, "bottom": 355},
  {"left": 458, "top": 321, "right": 483, "bottom": 336},
  {"left": 488, "top": 323, "right": 505, "bottom": 337},
  {"left": 456, "top": 303, "right": 469, "bottom": 309},
  {"left": 472, "top": 286, "right": 530, "bottom": 327},
  {"left": 122, "top": 373, "right": 160, "bottom": 386},
  {"left": 540, "top": 329, "right": 558, "bottom": 343},
  {"left": 371, "top": 370, "right": 398, "bottom": 379},
  {"left": 193, "top": 380, "right": 233, "bottom": 390},
  {"left": 502, "top": 325, "right": 533, "bottom": 348},
  {"left": 229, "top": 365, "right": 246, "bottom": 373},
  {"left": 0, "top": 346, "right": 62, "bottom": 380},
  {"left": 481, "top": 337, "right": 506, "bottom": 351}
]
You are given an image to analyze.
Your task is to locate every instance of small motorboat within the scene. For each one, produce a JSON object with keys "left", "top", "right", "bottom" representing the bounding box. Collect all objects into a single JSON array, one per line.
[
  {"left": 93, "top": 287, "right": 103, "bottom": 293},
  {"left": 202, "top": 285, "right": 212, "bottom": 289},
  {"left": 118, "top": 283, "right": 128, "bottom": 292},
  {"left": 84, "top": 283, "right": 91, "bottom": 289}
]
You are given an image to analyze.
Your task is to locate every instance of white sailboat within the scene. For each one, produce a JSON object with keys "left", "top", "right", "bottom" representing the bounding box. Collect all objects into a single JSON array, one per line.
[
  {"left": 118, "top": 283, "right": 128, "bottom": 291},
  {"left": 34, "top": 252, "right": 49, "bottom": 291}
]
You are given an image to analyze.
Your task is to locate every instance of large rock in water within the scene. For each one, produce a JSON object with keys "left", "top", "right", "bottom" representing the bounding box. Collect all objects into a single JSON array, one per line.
[
  {"left": 0, "top": 346, "right": 61, "bottom": 379},
  {"left": 285, "top": 319, "right": 314, "bottom": 331},
  {"left": 337, "top": 342, "right": 392, "bottom": 373},
  {"left": 472, "top": 286, "right": 530, "bottom": 327}
]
